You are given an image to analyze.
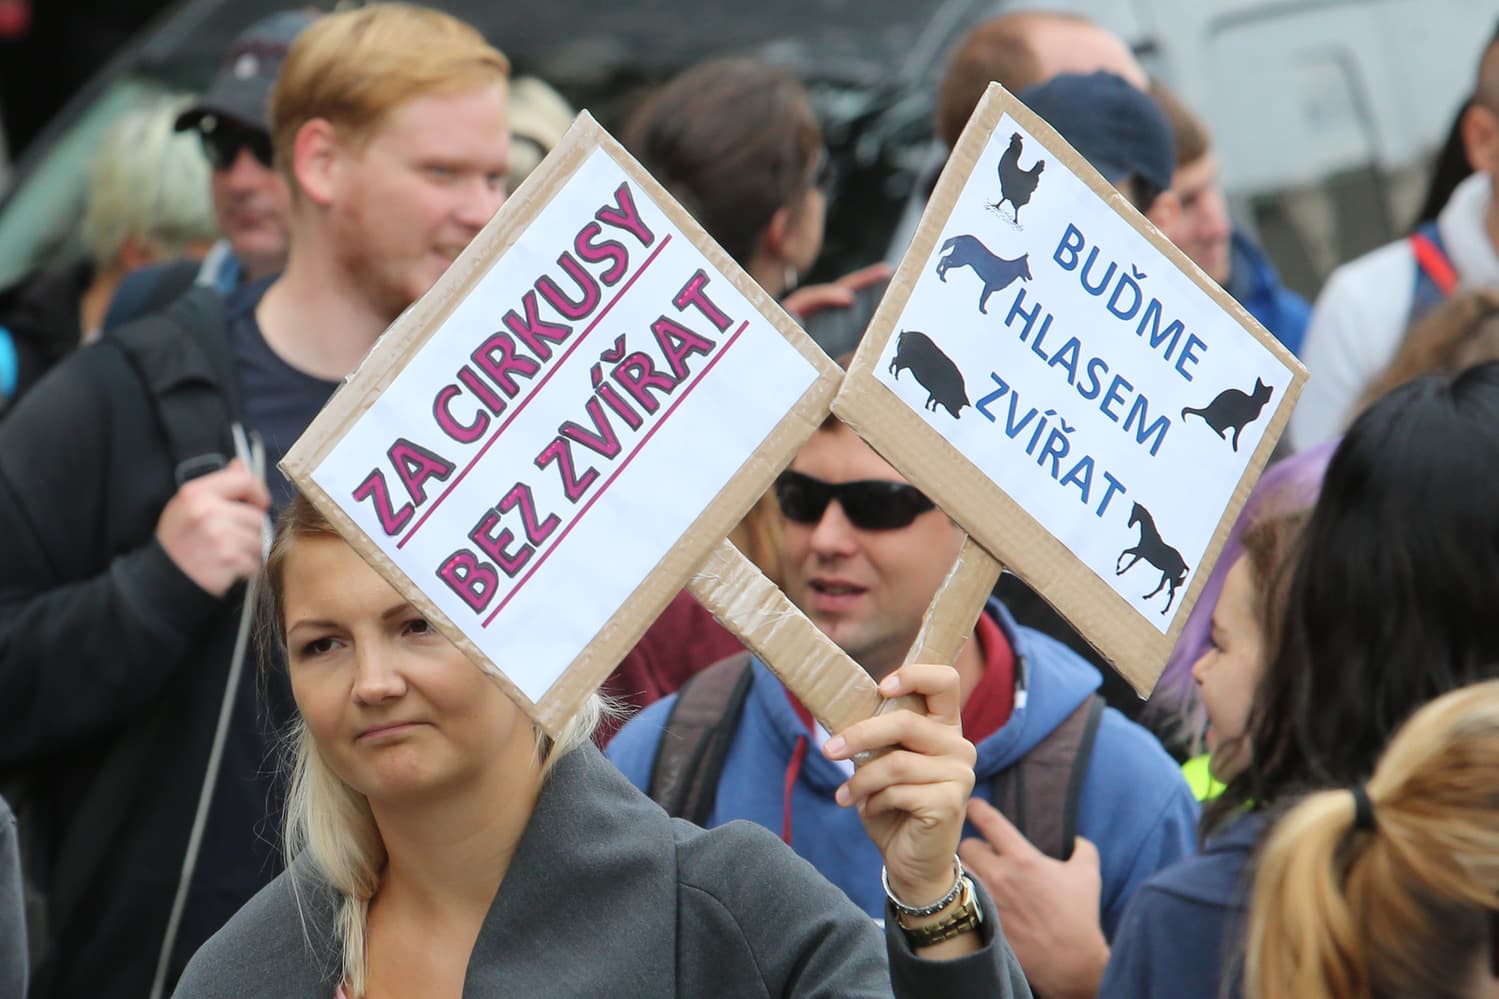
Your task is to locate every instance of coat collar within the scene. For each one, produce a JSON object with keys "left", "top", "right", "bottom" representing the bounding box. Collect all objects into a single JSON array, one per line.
[
  {"left": 463, "top": 744, "right": 679, "bottom": 995},
  {"left": 267, "top": 746, "right": 681, "bottom": 996}
]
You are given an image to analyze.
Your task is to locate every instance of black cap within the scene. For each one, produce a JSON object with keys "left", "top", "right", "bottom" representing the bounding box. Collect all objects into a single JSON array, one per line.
[
  {"left": 1018, "top": 71, "right": 1175, "bottom": 194},
  {"left": 174, "top": 10, "right": 316, "bottom": 134}
]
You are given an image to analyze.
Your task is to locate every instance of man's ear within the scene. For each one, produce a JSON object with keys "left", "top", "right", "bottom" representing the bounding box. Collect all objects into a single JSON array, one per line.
[
  {"left": 1145, "top": 189, "right": 1182, "bottom": 240},
  {"left": 291, "top": 118, "right": 342, "bottom": 208}
]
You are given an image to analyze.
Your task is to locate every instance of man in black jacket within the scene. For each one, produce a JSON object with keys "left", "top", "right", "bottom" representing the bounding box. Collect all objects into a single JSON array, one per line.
[{"left": 0, "top": 6, "right": 512, "bottom": 996}]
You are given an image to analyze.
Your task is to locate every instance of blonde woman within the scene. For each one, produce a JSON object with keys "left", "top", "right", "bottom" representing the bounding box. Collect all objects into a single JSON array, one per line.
[
  {"left": 172, "top": 493, "right": 1028, "bottom": 997},
  {"left": 1248, "top": 679, "right": 1499, "bottom": 999}
]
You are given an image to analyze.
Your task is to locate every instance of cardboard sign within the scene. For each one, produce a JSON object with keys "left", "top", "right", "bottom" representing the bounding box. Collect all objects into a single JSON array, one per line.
[
  {"left": 836, "top": 83, "right": 1308, "bottom": 694},
  {"left": 282, "top": 114, "right": 847, "bottom": 734}
]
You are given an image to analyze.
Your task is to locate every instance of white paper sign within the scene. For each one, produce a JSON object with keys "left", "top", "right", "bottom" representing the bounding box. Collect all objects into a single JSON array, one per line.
[
  {"left": 305, "top": 146, "right": 819, "bottom": 702},
  {"left": 872, "top": 113, "right": 1296, "bottom": 631}
]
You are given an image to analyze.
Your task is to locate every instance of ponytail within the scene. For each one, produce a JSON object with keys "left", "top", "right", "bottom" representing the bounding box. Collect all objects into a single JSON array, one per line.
[{"left": 1247, "top": 679, "right": 1499, "bottom": 999}]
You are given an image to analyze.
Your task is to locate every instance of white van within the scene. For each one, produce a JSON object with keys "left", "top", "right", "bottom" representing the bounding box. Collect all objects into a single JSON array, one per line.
[{"left": 1045, "top": 0, "right": 1499, "bottom": 296}]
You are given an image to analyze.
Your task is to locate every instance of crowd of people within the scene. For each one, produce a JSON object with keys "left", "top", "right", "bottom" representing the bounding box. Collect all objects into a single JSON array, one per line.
[{"left": 1, "top": 4, "right": 1497, "bottom": 999}]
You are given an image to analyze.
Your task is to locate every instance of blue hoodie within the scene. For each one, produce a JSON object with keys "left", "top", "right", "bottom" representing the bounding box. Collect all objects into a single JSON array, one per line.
[
  {"left": 1098, "top": 812, "right": 1267, "bottom": 998},
  {"left": 1226, "top": 227, "right": 1310, "bottom": 357},
  {"left": 608, "top": 600, "right": 1199, "bottom": 936}
]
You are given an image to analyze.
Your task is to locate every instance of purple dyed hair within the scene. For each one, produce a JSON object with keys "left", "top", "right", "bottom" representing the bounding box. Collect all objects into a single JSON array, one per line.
[{"left": 1147, "top": 438, "right": 1339, "bottom": 737}]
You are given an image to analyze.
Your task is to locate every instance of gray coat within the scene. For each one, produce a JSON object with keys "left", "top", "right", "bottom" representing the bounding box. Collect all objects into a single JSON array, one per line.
[{"left": 173, "top": 746, "right": 1029, "bottom": 998}]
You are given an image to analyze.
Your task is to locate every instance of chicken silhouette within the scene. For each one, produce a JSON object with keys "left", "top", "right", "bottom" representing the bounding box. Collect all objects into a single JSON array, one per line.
[{"left": 991, "top": 132, "right": 1045, "bottom": 223}]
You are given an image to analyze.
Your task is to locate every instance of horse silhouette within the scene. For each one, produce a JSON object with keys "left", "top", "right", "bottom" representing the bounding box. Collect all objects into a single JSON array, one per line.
[{"left": 1116, "top": 502, "right": 1188, "bottom": 615}]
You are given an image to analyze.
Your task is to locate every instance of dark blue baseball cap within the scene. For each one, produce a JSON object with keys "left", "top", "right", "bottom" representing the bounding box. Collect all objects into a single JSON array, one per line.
[
  {"left": 1018, "top": 71, "right": 1175, "bottom": 194},
  {"left": 175, "top": 10, "right": 317, "bottom": 133}
]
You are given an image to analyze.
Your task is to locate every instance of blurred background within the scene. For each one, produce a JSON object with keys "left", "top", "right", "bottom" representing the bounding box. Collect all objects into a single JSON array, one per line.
[{"left": 0, "top": 0, "right": 1492, "bottom": 300}]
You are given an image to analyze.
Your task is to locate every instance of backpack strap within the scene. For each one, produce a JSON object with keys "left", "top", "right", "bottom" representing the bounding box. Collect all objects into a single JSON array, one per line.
[
  {"left": 1409, "top": 220, "right": 1457, "bottom": 325},
  {"left": 103, "top": 286, "right": 239, "bottom": 483},
  {"left": 987, "top": 694, "right": 1105, "bottom": 860},
  {"left": 647, "top": 651, "right": 755, "bottom": 826}
]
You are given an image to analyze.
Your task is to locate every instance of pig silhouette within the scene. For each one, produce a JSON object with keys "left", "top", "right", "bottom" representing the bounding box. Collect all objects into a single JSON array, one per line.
[{"left": 889, "top": 330, "right": 969, "bottom": 419}]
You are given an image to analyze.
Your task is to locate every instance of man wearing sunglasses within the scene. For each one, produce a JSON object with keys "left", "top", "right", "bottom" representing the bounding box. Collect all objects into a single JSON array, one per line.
[
  {"left": 610, "top": 415, "right": 1197, "bottom": 993},
  {"left": 103, "top": 11, "right": 309, "bottom": 329}
]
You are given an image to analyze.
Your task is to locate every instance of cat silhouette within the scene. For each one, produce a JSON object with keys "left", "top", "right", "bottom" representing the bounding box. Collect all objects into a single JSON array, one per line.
[
  {"left": 1181, "top": 377, "right": 1273, "bottom": 452},
  {"left": 935, "top": 234, "right": 1031, "bottom": 314}
]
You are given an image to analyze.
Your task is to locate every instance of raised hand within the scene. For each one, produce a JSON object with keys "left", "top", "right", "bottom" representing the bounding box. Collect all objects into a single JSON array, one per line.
[
  {"left": 825, "top": 663, "right": 976, "bottom": 912},
  {"left": 781, "top": 262, "right": 893, "bottom": 319},
  {"left": 961, "top": 796, "right": 1109, "bottom": 997}
]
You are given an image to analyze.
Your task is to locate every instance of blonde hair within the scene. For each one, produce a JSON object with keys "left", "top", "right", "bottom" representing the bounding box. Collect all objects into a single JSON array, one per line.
[
  {"left": 269, "top": 3, "right": 510, "bottom": 183},
  {"left": 262, "top": 492, "right": 602, "bottom": 996},
  {"left": 1247, "top": 679, "right": 1499, "bottom": 998},
  {"left": 81, "top": 94, "right": 216, "bottom": 267}
]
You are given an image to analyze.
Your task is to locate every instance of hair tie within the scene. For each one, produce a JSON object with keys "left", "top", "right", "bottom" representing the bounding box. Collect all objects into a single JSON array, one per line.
[{"left": 1350, "top": 784, "right": 1377, "bottom": 832}]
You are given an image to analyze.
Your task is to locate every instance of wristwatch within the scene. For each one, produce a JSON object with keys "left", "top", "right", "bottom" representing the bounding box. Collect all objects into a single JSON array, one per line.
[{"left": 896, "top": 874, "right": 984, "bottom": 948}]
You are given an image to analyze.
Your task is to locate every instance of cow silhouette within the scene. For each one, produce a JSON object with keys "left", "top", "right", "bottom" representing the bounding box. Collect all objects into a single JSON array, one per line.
[
  {"left": 935, "top": 234, "right": 1031, "bottom": 314},
  {"left": 1116, "top": 502, "right": 1188, "bottom": 615},
  {"left": 1181, "top": 378, "right": 1274, "bottom": 452},
  {"left": 889, "top": 330, "right": 969, "bottom": 419}
]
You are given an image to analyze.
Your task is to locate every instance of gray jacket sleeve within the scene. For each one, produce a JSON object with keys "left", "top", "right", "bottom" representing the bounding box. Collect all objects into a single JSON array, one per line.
[
  {"left": 677, "top": 820, "right": 1032, "bottom": 998},
  {"left": 885, "top": 883, "right": 1031, "bottom": 997},
  {"left": 0, "top": 796, "right": 27, "bottom": 999}
]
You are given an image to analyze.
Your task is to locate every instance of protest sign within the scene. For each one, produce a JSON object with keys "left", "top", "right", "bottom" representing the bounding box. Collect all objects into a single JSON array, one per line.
[
  {"left": 282, "top": 113, "right": 856, "bottom": 735},
  {"left": 835, "top": 83, "right": 1308, "bottom": 694}
]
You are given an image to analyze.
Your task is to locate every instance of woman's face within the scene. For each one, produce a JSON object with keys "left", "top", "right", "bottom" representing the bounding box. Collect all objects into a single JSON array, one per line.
[
  {"left": 1192, "top": 556, "right": 1266, "bottom": 780},
  {"left": 281, "top": 533, "right": 534, "bottom": 804}
]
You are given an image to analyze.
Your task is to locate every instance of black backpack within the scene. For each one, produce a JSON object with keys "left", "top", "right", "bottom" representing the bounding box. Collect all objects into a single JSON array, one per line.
[
  {"left": 7, "top": 285, "right": 236, "bottom": 978},
  {"left": 647, "top": 651, "right": 1105, "bottom": 860}
]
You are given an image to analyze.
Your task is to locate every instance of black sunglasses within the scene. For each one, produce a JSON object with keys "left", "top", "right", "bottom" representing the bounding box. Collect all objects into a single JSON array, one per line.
[
  {"left": 198, "top": 119, "right": 274, "bottom": 171},
  {"left": 774, "top": 470, "right": 935, "bottom": 531}
]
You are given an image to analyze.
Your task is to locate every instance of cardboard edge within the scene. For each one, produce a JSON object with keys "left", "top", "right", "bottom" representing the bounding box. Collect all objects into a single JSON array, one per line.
[
  {"left": 903, "top": 537, "right": 1005, "bottom": 668},
  {"left": 687, "top": 540, "right": 883, "bottom": 735}
]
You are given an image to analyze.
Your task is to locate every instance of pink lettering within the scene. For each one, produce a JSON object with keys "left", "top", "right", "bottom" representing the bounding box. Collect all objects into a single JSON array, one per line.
[
  {"left": 574, "top": 221, "right": 629, "bottom": 285},
  {"left": 595, "top": 182, "right": 655, "bottom": 248},
  {"left": 432, "top": 385, "right": 489, "bottom": 445},
  {"left": 388, "top": 438, "right": 454, "bottom": 506},
  {"left": 352, "top": 469, "right": 413, "bottom": 536},
  {"left": 503, "top": 290, "right": 572, "bottom": 362},
  {"left": 535, "top": 437, "right": 598, "bottom": 504},
  {"left": 651, "top": 317, "right": 715, "bottom": 380},
  {"left": 612, "top": 352, "right": 678, "bottom": 414},
  {"left": 472, "top": 330, "right": 541, "bottom": 397},
  {"left": 672, "top": 269, "right": 732, "bottom": 331},
  {"left": 437, "top": 549, "right": 498, "bottom": 612}
]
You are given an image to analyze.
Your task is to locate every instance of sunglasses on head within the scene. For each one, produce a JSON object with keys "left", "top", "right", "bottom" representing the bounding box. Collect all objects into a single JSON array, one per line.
[
  {"left": 774, "top": 470, "right": 935, "bottom": 531},
  {"left": 197, "top": 118, "right": 273, "bottom": 171}
]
